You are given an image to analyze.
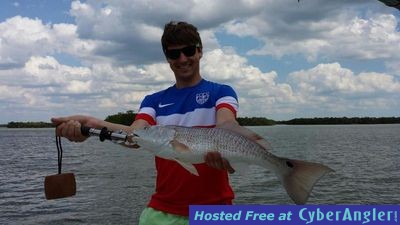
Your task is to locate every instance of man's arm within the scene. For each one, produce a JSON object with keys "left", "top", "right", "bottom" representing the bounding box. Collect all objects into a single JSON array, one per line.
[
  {"left": 216, "top": 107, "right": 238, "bottom": 126},
  {"left": 51, "top": 115, "right": 149, "bottom": 142},
  {"left": 203, "top": 107, "right": 237, "bottom": 174}
]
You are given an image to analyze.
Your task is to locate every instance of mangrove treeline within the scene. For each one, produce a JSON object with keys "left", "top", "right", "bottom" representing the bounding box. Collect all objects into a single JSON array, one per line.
[
  {"left": 3, "top": 111, "right": 400, "bottom": 128},
  {"left": 104, "top": 111, "right": 400, "bottom": 126},
  {"left": 5, "top": 121, "right": 55, "bottom": 128},
  {"left": 281, "top": 117, "right": 400, "bottom": 125},
  {"left": 104, "top": 111, "right": 276, "bottom": 126}
]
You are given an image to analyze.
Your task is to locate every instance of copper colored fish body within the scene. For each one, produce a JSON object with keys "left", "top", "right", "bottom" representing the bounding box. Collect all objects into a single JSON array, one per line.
[{"left": 132, "top": 124, "right": 334, "bottom": 204}]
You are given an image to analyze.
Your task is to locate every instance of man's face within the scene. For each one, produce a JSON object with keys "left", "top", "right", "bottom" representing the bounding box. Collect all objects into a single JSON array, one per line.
[{"left": 165, "top": 44, "right": 202, "bottom": 82}]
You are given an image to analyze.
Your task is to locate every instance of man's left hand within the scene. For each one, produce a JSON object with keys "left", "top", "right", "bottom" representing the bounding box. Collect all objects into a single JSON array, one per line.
[{"left": 204, "top": 152, "right": 235, "bottom": 174}]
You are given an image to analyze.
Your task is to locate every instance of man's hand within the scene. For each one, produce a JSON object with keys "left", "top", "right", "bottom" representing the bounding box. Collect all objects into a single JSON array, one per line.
[
  {"left": 204, "top": 151, "right": 235, "bottom": 174},
  {"left": 51, "top": 115, "right": 99, "bottom": 142}
]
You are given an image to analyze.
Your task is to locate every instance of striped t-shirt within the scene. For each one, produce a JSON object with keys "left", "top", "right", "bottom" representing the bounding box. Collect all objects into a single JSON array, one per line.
[{"left": 135, "top": 79, "right": 238, "bottom": 216}]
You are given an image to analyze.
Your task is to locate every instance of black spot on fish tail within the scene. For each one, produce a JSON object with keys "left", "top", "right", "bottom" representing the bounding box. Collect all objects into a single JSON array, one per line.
[{"left": 286, "top": 161, "right": 294, "bottom": 168}]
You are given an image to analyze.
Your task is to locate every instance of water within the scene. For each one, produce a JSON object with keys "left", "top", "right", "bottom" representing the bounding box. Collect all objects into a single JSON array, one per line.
[{"left": 1, "top": 125, "right": 399, "bottom": 224}]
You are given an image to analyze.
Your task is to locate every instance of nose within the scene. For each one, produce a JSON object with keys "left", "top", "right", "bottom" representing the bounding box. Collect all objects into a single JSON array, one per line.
[{"left": 177, "top": 51, "right": 188, "bottom": 62}]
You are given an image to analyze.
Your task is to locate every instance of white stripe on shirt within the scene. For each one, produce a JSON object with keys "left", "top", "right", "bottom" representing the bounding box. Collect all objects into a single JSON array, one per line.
[
  {"left": 216, "top": 96, "right": 239, "bottom": 111},
  {"left": 156, "top": 107, "right": 216, "bottom": 127}
]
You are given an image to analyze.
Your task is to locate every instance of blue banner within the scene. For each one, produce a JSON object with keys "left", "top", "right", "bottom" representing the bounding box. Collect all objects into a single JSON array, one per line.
[{"left": 189, "top": 205, "right": 399, "bottom": 225}]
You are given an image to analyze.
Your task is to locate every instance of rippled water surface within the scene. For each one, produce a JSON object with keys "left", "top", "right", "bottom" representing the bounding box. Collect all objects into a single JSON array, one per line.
[{"left": 1, "top": 125, "right": 399, "bottom": 224}]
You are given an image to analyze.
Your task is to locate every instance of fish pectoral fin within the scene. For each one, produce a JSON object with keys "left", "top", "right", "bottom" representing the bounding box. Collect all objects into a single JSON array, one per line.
[
  {"left": 170, "top": 140, "right": 199, "bottom": 176},
  {"left": 170, "top": 139, "right": 191, "bottom": 153},
  {"left": 174, "top": 159, "right": 199, "bottom": 176}
]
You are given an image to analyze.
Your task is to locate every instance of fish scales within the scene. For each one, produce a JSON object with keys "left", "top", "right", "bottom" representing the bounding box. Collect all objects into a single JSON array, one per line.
[
  {"left": 110, "top": 124, "right": 335, "bottom": 204},
  {"left": 172, "top": 126, "right": 280, "bottom": 167},
  {"left": 83, "top": 125, "right": 333, "bottom": 204}
]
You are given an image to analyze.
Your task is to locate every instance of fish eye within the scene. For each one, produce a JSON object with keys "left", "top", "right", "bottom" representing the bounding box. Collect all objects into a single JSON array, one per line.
[{"left": 286, "top": 161, "right": 294, "bottom": 168}]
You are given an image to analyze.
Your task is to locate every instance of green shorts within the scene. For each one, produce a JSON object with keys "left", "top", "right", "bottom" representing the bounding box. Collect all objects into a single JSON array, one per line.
[{"left": 138, "top": 207, "right": 189, "bottom": 225}]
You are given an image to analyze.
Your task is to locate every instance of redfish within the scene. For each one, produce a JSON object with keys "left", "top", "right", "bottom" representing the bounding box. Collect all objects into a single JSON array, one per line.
[{"left": 83, "top": 123, "right": 333, "bottom": 204}]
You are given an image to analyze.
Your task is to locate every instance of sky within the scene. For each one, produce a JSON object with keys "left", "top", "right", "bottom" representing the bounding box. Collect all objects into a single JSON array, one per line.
[{"left": 0, "top": 0, "right": 399, "bottom": 123}]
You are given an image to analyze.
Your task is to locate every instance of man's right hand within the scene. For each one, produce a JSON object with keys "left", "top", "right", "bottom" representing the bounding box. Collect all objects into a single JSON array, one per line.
[{"left": 51, "top": 115, "right": 99, "bottom": 142}]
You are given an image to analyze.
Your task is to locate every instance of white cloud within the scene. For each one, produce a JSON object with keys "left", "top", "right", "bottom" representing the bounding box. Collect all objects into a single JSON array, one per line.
[
  {"left": 0, "top": 0, "right": 399, "bottom": 123},
  {"left": 202, "top": 49, "right": 300, "bottom": 116},
  {"left": 67, "top": 0, "right": 267, "bottom": 65},
  {"left": 65, "top": 80, "right": 92, "bottom": 93},
  {"left": 0, "top": 16, "right": 99, "bottom": 69},
  {"left": 289, "top": 63, "right": 400, "bottom": 96},
  {"left": 99, "top": 98, "right": 118, "bottom": 108},
  {"left": 0, "top": 16, "right": 54, "bottom": 68},
  {"left": 0, "top": 54, "right": 177, "bottom": 121},
  {"left": 0, "top": 84, "right": 53, "bottom": 110},
  {"left": 223, "top": 2, "right": 400, "bottom": 67},
  {"left": 0, "top": 85, "right": 24, "bottom": 101},
  {"left": 1, "top": 52, "right": 399, "bottom": 122},
  {"left": 286, "top": 63, "right": 400, "bottom": 117},
  {"left": 24, "top": 56, "right": 91, "bottom": 86}
]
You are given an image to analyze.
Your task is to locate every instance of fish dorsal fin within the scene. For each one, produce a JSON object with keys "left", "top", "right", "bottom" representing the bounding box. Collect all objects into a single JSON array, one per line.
[
  {"left": 174, "top": 159, "right": 199, "bottom": 176},
  {"left": 216, "top": 121, "right": 273, "bottom": 151},
  {"left": 170, "top": 139, "right": 191, "bottom": 153}
]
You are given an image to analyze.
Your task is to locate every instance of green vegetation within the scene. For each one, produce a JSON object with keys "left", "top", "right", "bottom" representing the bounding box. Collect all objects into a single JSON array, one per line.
[
  {"left": 105, "top": 110, "right": 137, "bottom": 126},
  {"left": 6, "top": 121, "right": 55, "bottom": 128},
  {"left": 103, "top": 111, "right": 276, "bottom": 126},
  {"left": 237, "top": 117, "right": 276, "bottom": 126},
  {"left": 104, "top": 112, "right": 400, "bottom": 126},
  {"left": 4, "top": 112, "right": 400, "bottom": 128},
  {"left": 279, "top": 117, "right": 400, "bottom": 125}
]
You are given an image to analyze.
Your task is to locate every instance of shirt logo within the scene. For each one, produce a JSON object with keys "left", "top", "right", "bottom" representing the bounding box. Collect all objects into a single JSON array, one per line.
[
  {"left": 196, "top": 92, "right": 209, "bottom": 105},
  {"left": 158, "top": 102, "right": 174, "bottom": 108}
]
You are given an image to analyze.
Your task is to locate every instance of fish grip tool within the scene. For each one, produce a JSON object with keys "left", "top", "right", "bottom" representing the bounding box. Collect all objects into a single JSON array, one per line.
[
  {"left": 80, "top": 126, "right": 140, "bottom": 149},
  {"left": 80, "top": 126, "right": 128, "bottom": 142},
  {"left": 44, "top": 130, "right": 76, "bottom": 200},
  {"left": 81, "top": 126, "right": 137, "bottom": 143}
]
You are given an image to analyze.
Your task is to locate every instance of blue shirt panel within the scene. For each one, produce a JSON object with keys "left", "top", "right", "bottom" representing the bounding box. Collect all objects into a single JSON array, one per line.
[{"left": 139, "top": 79, "right": 237, "bottom": 117}]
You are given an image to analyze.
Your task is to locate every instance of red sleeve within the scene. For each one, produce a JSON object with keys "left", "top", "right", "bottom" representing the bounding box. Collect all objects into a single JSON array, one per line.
[
  {"left": 135, "top": 113, "right": 156, "bottom": 125},
  {"left": 216, "top": 103, "right": 237, "bottom": 118}
]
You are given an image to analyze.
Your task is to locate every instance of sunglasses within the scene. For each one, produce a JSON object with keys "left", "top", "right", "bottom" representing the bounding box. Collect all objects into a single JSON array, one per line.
[{"left": 164, "top": 44, "right": 200, "bottom": 60}]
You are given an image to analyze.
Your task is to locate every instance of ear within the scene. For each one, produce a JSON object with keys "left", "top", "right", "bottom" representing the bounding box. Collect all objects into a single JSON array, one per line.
[{"left": 198, "top": 48, "right": 203, "bottom": 59}]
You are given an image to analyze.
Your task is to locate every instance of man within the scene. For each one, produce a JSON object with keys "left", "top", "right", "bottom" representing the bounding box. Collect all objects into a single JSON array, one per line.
[{"left": 52, "top": 21, "right": 239, "bottom": 225}]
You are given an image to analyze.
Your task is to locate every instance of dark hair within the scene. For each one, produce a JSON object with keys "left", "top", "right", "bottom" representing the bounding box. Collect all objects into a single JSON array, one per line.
[{"left": 161, "top": 21, "right": 202, "bottom": 52}]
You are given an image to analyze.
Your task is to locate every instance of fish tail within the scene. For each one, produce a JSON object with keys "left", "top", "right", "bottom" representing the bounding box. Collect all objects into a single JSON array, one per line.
[{"left": 279, "top": 159, "right": 334, "bottom": 204}]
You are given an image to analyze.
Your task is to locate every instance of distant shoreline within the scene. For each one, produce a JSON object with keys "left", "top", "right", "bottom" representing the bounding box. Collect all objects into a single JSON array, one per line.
[
  {"left": 277, "top": 117, "right": 400, "bottom": 125},
  {"left": 2, "top": 121, "right": 55, "bottom": 128},
  {"left": 2, "top": 115, "right": 400, "bottom": 128}
]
